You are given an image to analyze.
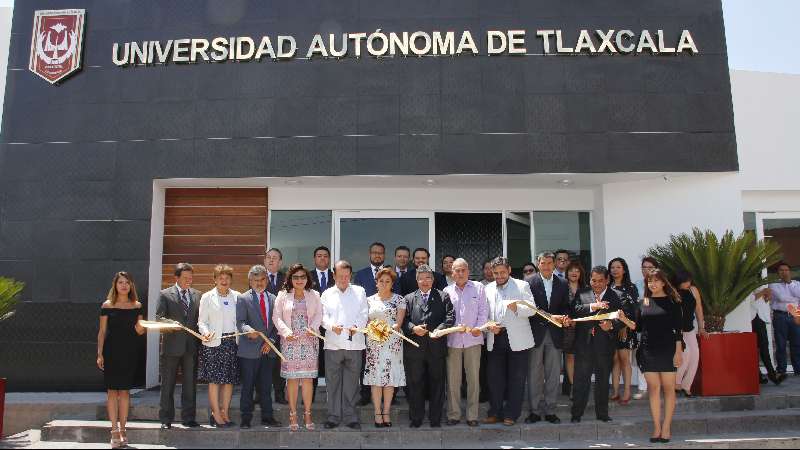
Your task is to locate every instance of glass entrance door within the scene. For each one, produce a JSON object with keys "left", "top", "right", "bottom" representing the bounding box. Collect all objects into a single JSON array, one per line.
[
  {"left": 333, "top": 211, "right": 435, "bottom": 270},
  {"left": 756, "top": 213, "right": 800, "bottom": 279}
]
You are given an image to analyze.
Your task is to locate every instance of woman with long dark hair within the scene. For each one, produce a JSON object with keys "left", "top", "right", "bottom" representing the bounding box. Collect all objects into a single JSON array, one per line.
[
  {"left": 623, "top": 269, "right": 683, "bottom": 443},
  {"left": 97, "top": 272, "right": 145, "bottom": 448},
  {"left": 608, "top": 257, "right": 639, "bottom": 405},
  {"left": 672, "top": 271, "right": 707, "bottom": 397},
  {"left": 562, "top": 261, "right": 586, "bottom": 394}
]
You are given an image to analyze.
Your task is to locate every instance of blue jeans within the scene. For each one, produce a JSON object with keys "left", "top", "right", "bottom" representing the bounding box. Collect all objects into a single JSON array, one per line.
[
  {"left": 773, "top": 311, "right": 800, "bottom": 374},
  {"left": 239, "top": 355, "right": 275, "bottom": 421}
]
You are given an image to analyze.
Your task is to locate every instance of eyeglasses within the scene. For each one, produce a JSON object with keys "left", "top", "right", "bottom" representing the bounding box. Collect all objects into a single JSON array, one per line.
[
  {"left": 291, "top": 275, "right": 308, "bottom": 280},
  {"left": 523, "top": 269, "right": 536, "bottom": 274}
]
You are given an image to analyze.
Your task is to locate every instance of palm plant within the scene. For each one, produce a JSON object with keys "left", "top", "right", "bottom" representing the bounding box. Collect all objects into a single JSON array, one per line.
[
  {"left": 0, "top": 277, "right": 24, "bottom": 322},
  {"left": 647, "top": 228, "right": 782, "bottom": 333}
]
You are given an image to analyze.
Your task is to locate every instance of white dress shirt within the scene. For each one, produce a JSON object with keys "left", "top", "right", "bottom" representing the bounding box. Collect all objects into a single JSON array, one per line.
[{"left": 321, "top": 284, "right": 369, "bottom": 351}]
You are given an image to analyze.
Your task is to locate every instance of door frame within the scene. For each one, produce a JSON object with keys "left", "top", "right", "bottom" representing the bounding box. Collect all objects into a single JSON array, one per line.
[{"left": 332, "top": 210, "right": 436, "bottom": 264}]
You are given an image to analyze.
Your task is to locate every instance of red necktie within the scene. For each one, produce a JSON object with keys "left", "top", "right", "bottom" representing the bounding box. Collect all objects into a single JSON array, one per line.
[{"left": 259, "top": 292, "right": 268, "bottom": 324}]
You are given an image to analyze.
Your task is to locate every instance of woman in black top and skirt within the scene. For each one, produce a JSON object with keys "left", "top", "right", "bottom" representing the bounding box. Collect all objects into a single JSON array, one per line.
[
  {"left": 97, "top": 272, "right": 146, "bottom": 449},
  {"left": 608, "top": 258, "right": 639, "bottom": 405},
  {"left": 622, "top": 269, "right": 683, "bottom": 444}
]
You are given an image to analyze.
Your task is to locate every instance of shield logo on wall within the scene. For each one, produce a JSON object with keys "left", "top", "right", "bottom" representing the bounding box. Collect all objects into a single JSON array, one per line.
[{"left": 28, "top": 9, "right": 86, "bottom": 84}]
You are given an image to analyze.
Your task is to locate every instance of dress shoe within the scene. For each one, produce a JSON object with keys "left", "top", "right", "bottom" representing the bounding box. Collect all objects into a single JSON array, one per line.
[
  {"left": 275, "top": 397, "right": 288, "bottom": 405},
  {"left": 649, "top": 437, "right": 661, "bottom": 443},
  {"left": 358, "top": 397, "right": 371, "bottom": 407},
  {"left": 446, "top": 419, "right": 460, "bottom": 426},
  {"left": 160, "top": 423, "right": 171, "bottom": 430},
  {"left": 483, "top": 416, "right": 499, "bottom": 425},
  {"left": 262, "top": 417, "right": 281, "bottom": 427},
  {"left": 240, "top": 420, "right": 251, "bottom": 429},
  {"left": 225, "top": 421, "right": 237, "bottom": 427},
  {"left": 430, "top": 422, "right": 441, "bottom": 428},
  {"left": 346, "top": 422, "right": 361, "bottom": 430},
  {"left": 760, "top": 375, "right": 769, "bottom": 385},
  {"left": 502, "top": 419, "right": 515, "bottom": 426},
  {"left": 467, "top": 420, "right": 479, "bottom": 427},
  {"left": 659, "top": 437, "right": 671, "bottom": 443},
  {"left": 524, "top": 413, "right": 541, "bottom": 424},
  {"left": 545, "top": 415, "right": 561, "bottom": 424},
  {"left": 323, "top": 421, "right": 339, "bottom": 429},
  {"left": 597, "top": 416, "right": 613, "bottom": 423},
  {"left": 181, "top": 421, "right": 200, "bottom": 428},
  {"left": 769, "top": 372, "right": 783, "bottom": 385},
  {"left": 410, "top": 420, "right": 422, "bottom": 428},
  {"left": 570, "top": 417, "right": 581, "bottom": 423}
]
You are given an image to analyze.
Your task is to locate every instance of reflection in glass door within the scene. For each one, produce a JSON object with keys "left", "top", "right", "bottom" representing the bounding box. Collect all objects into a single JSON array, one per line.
[
  {"left": 757, "top": 213, "right": 800, "bottom": 280},
  {"left": 334, "top": 211, "right": 434, "bottom": 271}
]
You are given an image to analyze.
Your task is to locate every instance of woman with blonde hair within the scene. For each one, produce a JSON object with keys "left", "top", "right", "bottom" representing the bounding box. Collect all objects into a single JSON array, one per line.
[
  {"left": 273, "top": 263, "right": 323, "bottom": 431},
  {"left": 97, "top": 272, "right": 145, "bottom": 448},
  {"left": 198, "top": 264, "right": 241, "bottom": 428}
]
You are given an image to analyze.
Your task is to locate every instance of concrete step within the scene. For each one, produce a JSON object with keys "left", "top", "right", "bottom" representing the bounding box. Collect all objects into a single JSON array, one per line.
[
  {"left": 40, "top": 408, "right": 800, "bottom": 448},
  {"left": 96, "top": 389, "right": 800, "bottom": 424}
]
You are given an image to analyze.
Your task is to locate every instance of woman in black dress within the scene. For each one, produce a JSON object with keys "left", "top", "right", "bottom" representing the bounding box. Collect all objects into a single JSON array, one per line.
[
  {"left": 608, "top": 258, "right": 639, "bottom": 405},
  {"left": 624, "top": 269, "right": 683, "bottom": 443},
  {"left": 563, "top": 261, "right": 586, "bottom": 395},
  {"left": 96, "top": 272, "right": 145, "bottom": 449}
]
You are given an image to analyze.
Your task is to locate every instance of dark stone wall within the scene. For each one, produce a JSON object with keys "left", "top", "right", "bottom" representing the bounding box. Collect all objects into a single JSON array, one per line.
[{"left": 0, "top": 0, "right": 736, "bottom": 390}]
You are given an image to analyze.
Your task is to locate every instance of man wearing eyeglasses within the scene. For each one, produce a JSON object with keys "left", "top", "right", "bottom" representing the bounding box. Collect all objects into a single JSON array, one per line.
[{"left": 554, "top": 250, "right": 571, "bottom": 279}]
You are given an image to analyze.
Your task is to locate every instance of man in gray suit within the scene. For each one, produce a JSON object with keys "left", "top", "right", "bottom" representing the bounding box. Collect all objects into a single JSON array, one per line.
[
  {"left": 156, "top": 263, "right": 201, "bottom": 429},
  {"left": 236, "top": 265, "right": 282, "bottom": 428}
]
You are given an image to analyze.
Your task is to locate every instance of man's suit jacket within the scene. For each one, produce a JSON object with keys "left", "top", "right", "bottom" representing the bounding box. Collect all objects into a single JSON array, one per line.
[
  {"left": 236, "top": 289, "right": 279, "bottom": 360},
  {"left": 310, "top": 268, "right": 335, "bottom": 294},
  {"left": 400, "top": 268, "right": 449, "bottom": 296},
  {"left": 528, "top": 274, "right": 571, "bottom": 349},
  {"left": 156, "top": 285, "right": 201, "bottom": 357},
  {"left": 402, "top": 289, "right": 455, "bottom": 360},
  {"left": 353, "top": 266, "right": 384, "bottom": 297},
  {"left": 266, "top": 272, "right": 285, "bottom": 297},
  {"left": 571, "top": 287, "right": 623, "bottom": 356}
]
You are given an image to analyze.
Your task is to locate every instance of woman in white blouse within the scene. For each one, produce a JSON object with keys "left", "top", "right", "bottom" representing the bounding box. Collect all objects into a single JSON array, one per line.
[{"left": 198, "top": 264, "right": 241, "bottom": 428}]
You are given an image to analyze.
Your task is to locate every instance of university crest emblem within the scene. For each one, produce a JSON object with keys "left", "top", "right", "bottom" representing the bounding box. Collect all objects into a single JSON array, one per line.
[{"left": 28, "top": 9, "right": 86, "bottom": 84}]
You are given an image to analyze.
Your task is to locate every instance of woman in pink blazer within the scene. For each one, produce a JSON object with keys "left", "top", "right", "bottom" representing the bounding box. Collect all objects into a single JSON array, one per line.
[{"left": 273, "top": 263, "right": 323, "bottom": 431}]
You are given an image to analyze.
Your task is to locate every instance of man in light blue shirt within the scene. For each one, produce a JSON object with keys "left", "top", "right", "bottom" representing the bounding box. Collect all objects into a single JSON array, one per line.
[{"left": 768, "top": 262, "right": 800, "bottom": 378}]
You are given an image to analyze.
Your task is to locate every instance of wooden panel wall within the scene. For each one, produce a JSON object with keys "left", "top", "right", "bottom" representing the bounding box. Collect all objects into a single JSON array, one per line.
[{"left": 161, "top": 188, "right": 268, "bottom": 293}]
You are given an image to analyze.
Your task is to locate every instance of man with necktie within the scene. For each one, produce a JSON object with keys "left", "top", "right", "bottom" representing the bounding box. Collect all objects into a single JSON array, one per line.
[
  {"left": 236, "top": 265, "right": 282, "bottom": 428},
  {"left": 354, "top": 242, "right": 387, "bottom": 297},
  {"left": 264, "top": 248, "right": 287, "bottom": 404},
  {"left": 403, "top": 265, "right": 455, "bottom": 428},
  {"left": 554, "top": 250, "right": 571, "bottom": 280},
  {"left": 309, "top": 246, "right": 336, "bottom": 401},
  {"left": 393, "top": 246, "right": 412, "bottom": 294},
  {"left": 526, "top": 252, "right": 572, "bottom": 424},
  {"left": 570, "top": 265, "right": 623, "bottom": 423},
  {"left": 156, "top": 263, "right": 201, "bottom": 429}
]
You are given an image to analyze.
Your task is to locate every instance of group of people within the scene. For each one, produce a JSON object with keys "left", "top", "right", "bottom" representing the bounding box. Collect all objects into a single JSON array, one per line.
[{"left": 95, "top": 242, "right": 799, "bottom": 448}]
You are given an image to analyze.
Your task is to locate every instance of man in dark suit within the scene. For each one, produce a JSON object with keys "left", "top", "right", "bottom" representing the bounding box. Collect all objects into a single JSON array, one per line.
[
  {"left": 156, "top": 263, "right": 201, "bottom": 429},
  {"left": 353, "top": 242, "right": 386, "bottom": 297},
  {"left": 403, "top": 265, "right": 455, "bottom": 428},
  {"left": 236, "top": 265, "right": 282, "bottom": 428},
  {"left": 309, "top": 246, "right": 335, "bottom": 402},
  {"left": 400, "top": 248, "right": 448, "bottom": 296},
  {"left": 392, "top": 246, "right": 412, "bottom": 294},
  {"left": 525, "top": 252, "right": 571, "bottom": 424},
  {"left": 570, "top": 265, "right": 623, "bottom": 423},
  {"left": 264, "top": 248, "right": 287, "bottom": 404}
]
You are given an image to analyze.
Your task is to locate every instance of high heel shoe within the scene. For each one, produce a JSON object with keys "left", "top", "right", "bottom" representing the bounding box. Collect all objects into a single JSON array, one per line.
[
  {"left": 610, "top": 394, "right": 620, "bottom": 401},
  {"left": 210, "top": 413, "right": 225, "bottom": 428},
  {"left": 288, "top": 411, "right": 299, "bottom": 432},
  {"left": 119, "top": 427, "right": 128, "bottom": 446},
  {"left": 110, "top": 427, "right": 122, "bottom": 449},
  {"left": 382, "top": 413, "right": 392, "bottom": 428},
  {"left": 374, "top": 413, "right": 383, "bottom": 428},
  {"left": 304, "top": 411, "right": 315, "bottom": 431}
]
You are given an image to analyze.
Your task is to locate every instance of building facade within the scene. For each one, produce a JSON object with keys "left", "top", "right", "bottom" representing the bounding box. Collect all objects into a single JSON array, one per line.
[{"left": 1, "top": 0, "right": 795, "bottom": 391}]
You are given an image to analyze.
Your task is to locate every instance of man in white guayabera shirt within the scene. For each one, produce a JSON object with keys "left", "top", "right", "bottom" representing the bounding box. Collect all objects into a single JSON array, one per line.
[{"left": 321, "top": 260, "right": 369, "bottom": 430}]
